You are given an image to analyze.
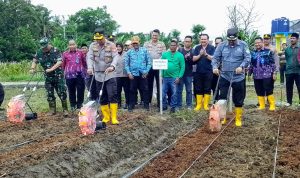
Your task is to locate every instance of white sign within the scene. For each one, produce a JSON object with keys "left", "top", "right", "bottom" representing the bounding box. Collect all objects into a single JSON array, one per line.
[{"left": 153, "top": 59, "right": 168, "bottom": 70}]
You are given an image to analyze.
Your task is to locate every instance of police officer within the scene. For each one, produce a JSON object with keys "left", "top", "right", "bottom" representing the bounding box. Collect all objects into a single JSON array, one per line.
[
  {"left": 107, "top": 35, "right": 116, "bottom": 43},
  {"left": 212, "top": 28, "right": 251, "bottom": 127},
  {"left": 87, "top": 28, "right": 119, "bottom": 125},
  {"left": 30, "top": 37, "right": 68, "bottom": 116}
]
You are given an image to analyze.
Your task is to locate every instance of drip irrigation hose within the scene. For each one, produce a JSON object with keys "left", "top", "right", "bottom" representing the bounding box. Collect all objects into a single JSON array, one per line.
[
  {"left": 272, "top": 114, "right": 281, "bottom": 178},
  {"left": 179, "top": 117, "right": 235, "bottom": 178},
  {"left": 121, "top": 127, "right": 198, "bottom": 178}
]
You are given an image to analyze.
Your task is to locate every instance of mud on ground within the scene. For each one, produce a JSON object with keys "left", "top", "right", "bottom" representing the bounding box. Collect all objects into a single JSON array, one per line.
[
  {"left": 131, "top": 108, "right": 300, "bottom": 178},
  {"left": 0, "top": 107, "right": 299, "bottom": 178},
  {"left": 0, "top": 108, "right": 207, "bottom": 178}
]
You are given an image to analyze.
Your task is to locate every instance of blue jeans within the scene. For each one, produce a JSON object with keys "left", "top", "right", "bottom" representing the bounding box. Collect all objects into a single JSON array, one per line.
[
  {"left": 162, "top": 78, "right": 177, "bottom": 109},
  {"left": 176, "top": 76, "right": 192, "bottom": 108}
]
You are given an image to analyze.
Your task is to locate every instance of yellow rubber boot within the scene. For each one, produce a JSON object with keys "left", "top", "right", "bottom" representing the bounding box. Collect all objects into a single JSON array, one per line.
[
  {"left": 110, "top": 103, "right": 119, "bottom": 125},
  {"left": 203, "top": 94, "right": 211, "bottom": 111},
  {"left": 100, "top": 105, "right": 110, "bottom": 123},
  {"left": 258, "top": 96, "right": 265, "bottom": 110},
  {"left": 235, "top": 107, "right": 243, "bottom": 127},
  {"left": 194, "top": 95, "right": 203, "bottom": 111},
  {"left": 221, "top": 118, "right": 227, "bottom": 125},
  {"left": 267, "top": 95, "right": 276, "bottom": 111}
]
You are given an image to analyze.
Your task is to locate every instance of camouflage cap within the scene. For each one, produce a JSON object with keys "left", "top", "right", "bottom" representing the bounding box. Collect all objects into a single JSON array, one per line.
[{"left": 39, "top": 37, "right": 49, "bottom": 48}]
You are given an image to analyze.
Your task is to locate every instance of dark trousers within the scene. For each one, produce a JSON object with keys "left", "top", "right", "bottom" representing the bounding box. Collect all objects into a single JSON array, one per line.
[
  {"left": 85, "top": 75, "right": 98, "bottom": 101},
  {"left": 211, "top": 74, "right": 220, "bottom": 101},
  {"left": 45, "top": 77, "right": 67, "bottom": 102},
  {"left": 129, "top": 76, "right": 149, "bottom": 107},
  {"left": 96, "top": 78, "right": 118, "bottom": 105},
  {"left": 66, "top": 76, "right": 85, "bottom": 108},
  {"left": 137, "top": 84, "right": 144, "bottom": 103},
  {"left": 285, "top": 73, "right": 300, "bottom": 105},
  {"left": 254, "top": 78, "right": 274, "bottom": 96},
  {"left": 117, "top": 77, "right": 130, "bottom": 106},
  {"left": 148, "top": 68, "right": 160, "bottom": 105},
  {"left": 280, "top": 64, "right": 286, "bottom": 84},
  {"left": 0, "top": 83, "right": 4, "bottom": 107},
  {"left": 194, "top": 72, "right": 213, "bottom": 95},
  {"left": 219, "top": 77, "right": 245, "bottom": 107}
]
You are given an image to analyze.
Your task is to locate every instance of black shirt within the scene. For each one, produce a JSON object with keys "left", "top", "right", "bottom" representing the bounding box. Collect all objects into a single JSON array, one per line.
[
  {"left": 193, "top": 44, "right": 215, "bottom": 73},
  {"left": 178, "top": 47, "right": 194, "bottom": 77}
]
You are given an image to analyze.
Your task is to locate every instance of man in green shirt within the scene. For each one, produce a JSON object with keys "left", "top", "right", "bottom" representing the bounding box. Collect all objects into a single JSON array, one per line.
[
  {"left": 284, "top": 33, "right": 300, "bottom": 106},
  {"left": 161, "top": 40, "right": 185, "bottom": 113}
]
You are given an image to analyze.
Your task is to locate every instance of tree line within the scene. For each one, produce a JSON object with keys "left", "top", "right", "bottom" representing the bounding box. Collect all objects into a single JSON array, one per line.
[{"left": 0, "top": 0, "right": 259, "bottom": 62}]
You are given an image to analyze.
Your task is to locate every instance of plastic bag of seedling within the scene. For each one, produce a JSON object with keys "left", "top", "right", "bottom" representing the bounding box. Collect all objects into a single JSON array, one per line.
[
  {"left": 78, "top": 101, "right": 97, "bottom": 135},
  {"left": 7, "top": 95, "right": 26, "bottom": 123}
]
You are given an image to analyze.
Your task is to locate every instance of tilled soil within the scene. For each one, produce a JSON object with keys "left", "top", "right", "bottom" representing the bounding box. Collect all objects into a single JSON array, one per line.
[
  {"left": 276, "top": 110, "right": 300, "bottom": 178},
  {"left": 0, "top": 107, "right": 299, "bottom": 178},
  {"left": 182, "top": 109, "right": 280, "bottom": 178},
  {"left": 0, "top": 109, "right": 207, "bottom": 177},
  {"left": 132, "top": 108, "right": 300, "bottom": 178}
]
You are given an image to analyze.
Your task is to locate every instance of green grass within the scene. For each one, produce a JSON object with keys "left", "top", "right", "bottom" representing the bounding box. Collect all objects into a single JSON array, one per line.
[
  {"left": 0, "top": 61, "right": 43, "bottom": 82},
  {"left": 1, "top": 86, "right": 62, "bottom": 113},
  {"left": 0, "top": 84, "right": 299, "bottom": 115}
]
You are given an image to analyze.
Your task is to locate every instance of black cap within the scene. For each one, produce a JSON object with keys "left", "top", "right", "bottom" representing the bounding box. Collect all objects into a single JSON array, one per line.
[
  {"left": 227, "top": 28, "right": 238, "bottom": 40},
  {"left": 94, "top": 28, "right": 104, "bottom": 34},
  {"left": 263, "top": 34, "right": 271, "bottom": 39},
  {"left": 39, "top": 37, "right": 49, "bottom": 48},
  {"left": 108, "top": 35, "right": 115, "bottom": 42},
  {"left": 291, "top": 32, "right": 299, "bottom": 39}
]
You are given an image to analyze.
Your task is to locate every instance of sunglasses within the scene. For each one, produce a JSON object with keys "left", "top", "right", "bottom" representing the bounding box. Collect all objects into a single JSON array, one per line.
[{"left": 132, "top": 43, "right": 138, "bottom": 45}]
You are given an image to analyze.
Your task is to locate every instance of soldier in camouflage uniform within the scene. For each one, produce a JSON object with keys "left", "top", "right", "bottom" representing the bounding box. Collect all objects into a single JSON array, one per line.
[
  {"left": 87, "top": 28, "right": 119, "bottom": 125},
  {"left": 30, "top": 37, "right": 68, "bottom": 116}
]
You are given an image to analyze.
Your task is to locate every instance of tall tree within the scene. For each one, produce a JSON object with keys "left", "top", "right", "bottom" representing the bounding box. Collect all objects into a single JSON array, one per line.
[
  {"left": 0, "top": 0, "right": 47, "bottom": 61},
  {"left": 170, "top": 29, "right": 181, "bottom": 41},
  {"left": 67, "top": 6, "right": 119, "bottom": 40},
  {"left": 191, "top": 24, "right": 206, "bottom": 45}
]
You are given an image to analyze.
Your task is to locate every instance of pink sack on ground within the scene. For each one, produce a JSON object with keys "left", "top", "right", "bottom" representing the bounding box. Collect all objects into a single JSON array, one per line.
[
  {"left": 78, "top": 101, "right": 97, "bottom": 135},
  {"left": 7, "top": 95, "right": 26, "bottom": 123},
  {"left": 208, "top": 104, "right": 222, "bottom": 132}
]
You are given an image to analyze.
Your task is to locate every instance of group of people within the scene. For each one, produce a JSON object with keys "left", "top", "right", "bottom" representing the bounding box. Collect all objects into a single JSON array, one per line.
[{"left": 28, "top": 26, "right": 300, "bottom": 127}]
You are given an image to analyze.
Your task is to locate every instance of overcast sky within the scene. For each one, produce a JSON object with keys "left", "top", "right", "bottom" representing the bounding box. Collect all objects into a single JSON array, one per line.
[{"left": 31, "top": 0, "right": 299, "bottom": 40}]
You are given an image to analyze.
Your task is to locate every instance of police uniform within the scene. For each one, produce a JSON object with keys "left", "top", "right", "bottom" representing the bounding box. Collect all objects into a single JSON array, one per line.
[
  {"left": 87, "top": 33, "right": 119, "bottom": 124},
  {"left": 34, "top": 47, "right": 68, "bottom": 114}
]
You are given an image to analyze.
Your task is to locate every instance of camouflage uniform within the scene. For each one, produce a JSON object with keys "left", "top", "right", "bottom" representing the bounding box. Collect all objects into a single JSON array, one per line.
[{"left": 34, "top": 47, "right": 68, "bottom": 112}]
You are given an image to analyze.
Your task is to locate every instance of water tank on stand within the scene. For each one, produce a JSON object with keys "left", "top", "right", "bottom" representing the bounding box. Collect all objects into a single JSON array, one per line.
[
  {"left": 278, "top": 17, "right": 290, "bottom": 32},
  {"left": 271, "top": 19, "right": 278, "bottom": 34}
]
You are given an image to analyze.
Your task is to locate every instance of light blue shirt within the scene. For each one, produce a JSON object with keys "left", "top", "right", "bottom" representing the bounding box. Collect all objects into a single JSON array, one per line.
[{"left": 124, "top": 47, "right": 152, "bottom": 76}]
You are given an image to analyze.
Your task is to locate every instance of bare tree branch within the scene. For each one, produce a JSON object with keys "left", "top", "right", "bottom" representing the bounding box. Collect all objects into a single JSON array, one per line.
[{"left": 226, "top": 0, "right": 261, "bottom": 33}]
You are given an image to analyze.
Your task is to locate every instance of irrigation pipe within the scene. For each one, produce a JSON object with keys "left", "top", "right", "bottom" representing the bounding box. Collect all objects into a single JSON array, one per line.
[
  {"left": 179, "top": 117, "right": 234, "bottom": 178},
  {"left": 121, "top": 126, "right": 198, "bottom": 178},
  {"left": 272, "top": 114, "right": 281, "bottom": 178}
]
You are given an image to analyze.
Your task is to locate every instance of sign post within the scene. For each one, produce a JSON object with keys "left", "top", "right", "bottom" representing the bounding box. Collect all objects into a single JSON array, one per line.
[{"left": 152, "top": 59, "right": 168, "bottom": 115}]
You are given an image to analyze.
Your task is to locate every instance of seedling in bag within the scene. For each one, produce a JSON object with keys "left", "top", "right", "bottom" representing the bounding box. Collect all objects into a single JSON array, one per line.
[
  {"left": 78, "top": 101, "right": 97, "bottom": 135},
  {"left": 208, "top": 104, "right": 221, "bottom": 132},
  {"left": 7, "top": 95, "right": 26, "bottom": 123}
]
